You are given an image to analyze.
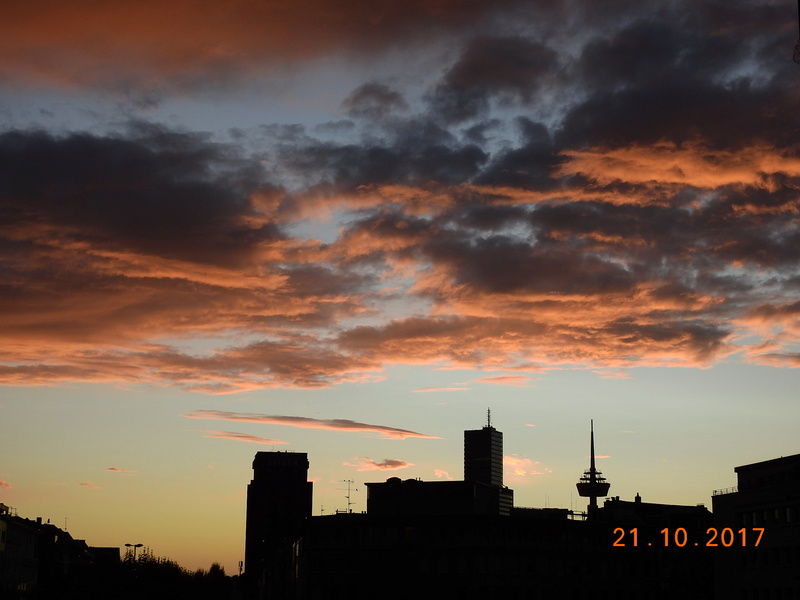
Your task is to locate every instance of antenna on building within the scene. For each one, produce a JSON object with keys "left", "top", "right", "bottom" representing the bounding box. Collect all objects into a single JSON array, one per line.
[
  {"left": 341, "top": 480, "right": 358, "bottom": 513},
  {"left": 487, "top": 407, "right": 492, "bottom": 428}
]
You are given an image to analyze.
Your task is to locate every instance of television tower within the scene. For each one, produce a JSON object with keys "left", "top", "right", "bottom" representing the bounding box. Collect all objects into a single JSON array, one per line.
[{"left": 576, "top": 420, "right": 611, "bottom": 517}]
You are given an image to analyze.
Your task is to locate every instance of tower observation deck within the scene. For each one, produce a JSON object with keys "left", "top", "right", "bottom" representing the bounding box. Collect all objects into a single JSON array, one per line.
[{"left": 576, "top": 420, "right": 611, "bottom": 516}]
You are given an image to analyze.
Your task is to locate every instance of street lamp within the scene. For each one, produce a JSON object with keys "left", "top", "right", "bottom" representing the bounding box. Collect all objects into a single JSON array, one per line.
[{"left": 124, "top": 543, "right": 144, "bottom": 561}]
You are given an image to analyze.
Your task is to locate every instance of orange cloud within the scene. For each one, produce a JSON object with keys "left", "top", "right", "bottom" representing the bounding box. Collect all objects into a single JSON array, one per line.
[
  {"left": 0, "top": 338, "right": 382, "bottom": 393},
  {"left": 747, "top": 352, "right": 800, "bottom": 367},
  {"left": 77, "top": 481, "right": 100, "bottom": 489},
  {"left": 0, "top": 0, "right": 506, "bottom": 88},
  {"left": 200, "top": 430, "right": 289, "bottom": 445},
  {"left": 0, "top": 480, "right": 11, "bottom": 489},
  {"left": 434, "top": 469, "right": 455, "bottom": 480},
  {"left": 557, "top": 141, "right": 800, "bottom": 191},
  {"left": 471, "top": 375, "right": 535, "bottom": 386},
  {"left": 503, "top": 455, "right": 545, "bottom": 477},
  {"left": 105, "top": 467, "right": 137, "bottom": 474},
  {"left": 184, "top": 410, "right": 440, "bottom": 439},
  {"left": 592, "top": 370, "right": 632, "bottom": 380}
]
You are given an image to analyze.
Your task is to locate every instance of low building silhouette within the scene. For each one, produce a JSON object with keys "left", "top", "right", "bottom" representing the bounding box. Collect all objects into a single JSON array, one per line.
[
  {"left": 0, "top": 503, "right": 118, "bottom": 599},
  {"left": 596, "top": 495, "right": 714, "bottom": 598},
  {"left": 712, "top": 453, "right": 800, "bottom": 599}
]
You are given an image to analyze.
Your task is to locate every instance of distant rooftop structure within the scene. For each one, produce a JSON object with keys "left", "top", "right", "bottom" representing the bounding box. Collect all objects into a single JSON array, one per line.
[{"left": 368, "top": 413, "right": 513, "bottom": 516}]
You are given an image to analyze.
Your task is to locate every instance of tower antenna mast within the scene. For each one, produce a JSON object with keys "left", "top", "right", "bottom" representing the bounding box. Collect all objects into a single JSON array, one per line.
[{"left": 576, "top": 420, "right": 611, "bottom": 518}]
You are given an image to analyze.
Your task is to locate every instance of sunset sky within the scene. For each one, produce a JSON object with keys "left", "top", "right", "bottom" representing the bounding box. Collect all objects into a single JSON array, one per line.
[{"left": 1, "top": 0, "right": 799, "bottom": 573}]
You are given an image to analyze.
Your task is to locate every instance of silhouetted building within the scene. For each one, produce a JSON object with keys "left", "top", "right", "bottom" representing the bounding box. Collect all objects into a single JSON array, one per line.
[
  {"left": 293, "top": 510, "right": 593, "bottom": 600},
  {"left": 365, "top": 416, "right": 513, "bottom": 518},
  {"left": 0, "top": 504, "right": 113, "bottom": 599},
  {"left": 464, "top": 411, "right": 503, "bottom": 487},
  {"left": 0, "top": 504, "right": 38, "bottom": 598},
  {"left": 243, "top": 421, "right": 774, "bottom": 600},
  {"left": 712, "top": 453, "right": 800, "bottom": 599},
  {"left": 365, "top": 477, "right": 513, "bottom": 517},
  {"left": 597, "top": 495, "right": 715, "bottom": 599},
  {"left": 244, "top": 452, "right": 312, "bottom": 600}
]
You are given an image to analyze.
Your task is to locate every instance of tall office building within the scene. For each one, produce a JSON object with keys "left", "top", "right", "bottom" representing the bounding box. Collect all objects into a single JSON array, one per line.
[
  {"left": 464, "top": 411, "right": 503, "bottom": 487},
  {"left": 244, "top": 452, "right": 312, "bottom": 598}
]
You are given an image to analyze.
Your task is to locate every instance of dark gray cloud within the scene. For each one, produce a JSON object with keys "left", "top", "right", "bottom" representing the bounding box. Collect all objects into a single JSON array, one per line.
[
  {"left": 557, "top": 2, "right": 799, "bottom": 149},
  {"left": 427, "top": 37, "right": 559, "bottom": 124},
  {"left": 473, "top": 118, "right": 559, "bottom": 189},
  {"left": 0, "top": 127, "right": 280, "bottom": 267},
  {"left": 279, "top": 136, "right": 488, "bottom": 188},
  {"left": 342, "top": 83, "right": 409, "bottom": 121}
]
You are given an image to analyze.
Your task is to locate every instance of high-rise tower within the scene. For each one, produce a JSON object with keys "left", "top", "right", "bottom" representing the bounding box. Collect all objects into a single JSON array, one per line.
[
  {"left": 576, "top": 420, "right": 611, "bottom": 517},
  {"left": 464, "top": 409, "right": 503, "bottom": 487},
  {"left": 244, "top": 451, "right": 312, "bottom": 596}
]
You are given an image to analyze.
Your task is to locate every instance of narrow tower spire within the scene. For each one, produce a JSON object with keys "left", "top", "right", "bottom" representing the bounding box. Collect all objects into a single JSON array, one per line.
[
  {"left": 576, "top": 420, "right": 611, "bottom": 518},
  {"left": 487, "top": 407, "right": 492, "bottom": 428}
]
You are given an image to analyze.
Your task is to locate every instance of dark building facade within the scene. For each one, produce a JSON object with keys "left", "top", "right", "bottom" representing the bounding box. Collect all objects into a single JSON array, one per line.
[
  {"left": 244, "top": 452, "right": 313, "bottom": 599},
  {"left": 464, "top": 420, "right": 503, "bottom": 488},
  {"left": 712, "top": 453, "right": 800, "bottom": 599},
  {"left": 365, "top": 478, "right": 512, "bottom": 517},
  {"left": 290, "top": 495, "right": 715, "bottom": 600},
  {"left": 0, "top": 503, "right": 117, "bottom": 599},
  {"left": 294, "top": 510, "right": 603, "bottom": 600},
  {"left": 597, "top": 495, "right": 715, "bottom": 599}
]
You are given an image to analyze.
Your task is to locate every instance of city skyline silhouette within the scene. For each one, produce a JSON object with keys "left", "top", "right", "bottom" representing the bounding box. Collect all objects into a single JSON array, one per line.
[
  {"left": 2, "top": 0, "right": 799, "bottom": 582},
  {"left": 3, "top": 418, "right": 798, "bottom": 598}
]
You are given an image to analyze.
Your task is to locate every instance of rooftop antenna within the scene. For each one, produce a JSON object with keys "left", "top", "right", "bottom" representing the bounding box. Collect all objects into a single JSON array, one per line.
[
  {"left": 340, "top": 480, "right": 358, "bottom": 513},
  {"left": 575, "top": 420, "right": 611, "bottom": 518},
  {"left": 487, "top": 407, "right": 492, "bottom": 428}
]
